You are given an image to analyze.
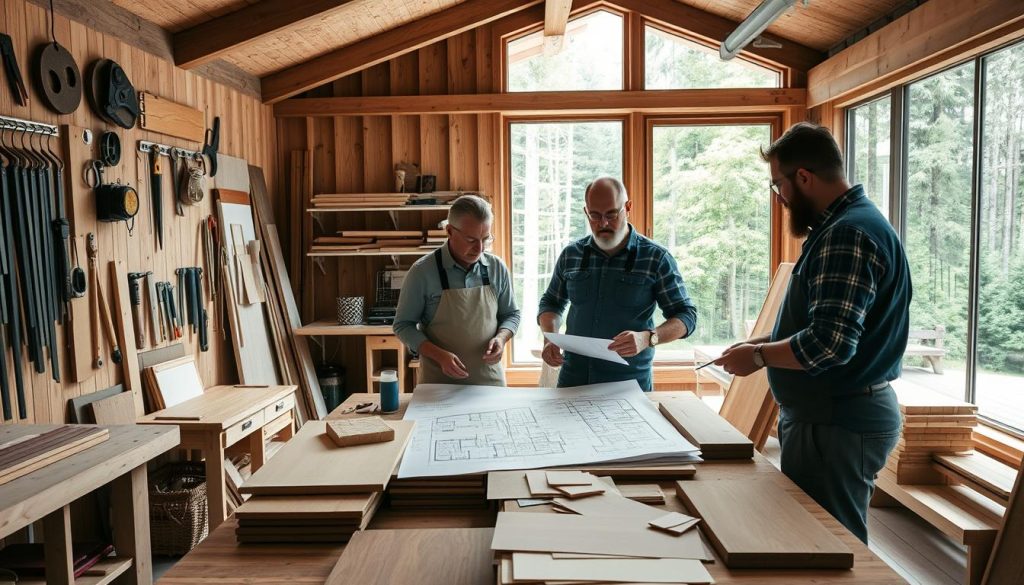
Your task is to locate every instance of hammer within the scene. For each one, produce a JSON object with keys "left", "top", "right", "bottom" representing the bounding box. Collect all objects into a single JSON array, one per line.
[{"left": 127, "top": 272, "right": 151, "bottom": 349}]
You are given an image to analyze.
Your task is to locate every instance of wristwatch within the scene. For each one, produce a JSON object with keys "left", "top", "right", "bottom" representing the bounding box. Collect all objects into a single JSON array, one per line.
[
  {"left": 752, "top": 344, "right": 765, "bottom": 368},
  {"left": 648, "top": 330, "right": 659, "bottom": 347}
]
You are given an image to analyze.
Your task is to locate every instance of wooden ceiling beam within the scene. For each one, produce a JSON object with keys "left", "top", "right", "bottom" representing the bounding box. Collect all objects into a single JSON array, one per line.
[
  {"left": 544, "top": 0, "right": 574, "bottom": 52},
  {"left": 260, "top": 0, "right": 544, "bottom": 104},
  {"left": 173, "top": 0, "right": 359, "bottom": 70},
  {"left": 608, "top": 0, "right": 823, "bottom": 73},
  {"left": 273, "top": 88, "right": 807, "bottom": 117}
]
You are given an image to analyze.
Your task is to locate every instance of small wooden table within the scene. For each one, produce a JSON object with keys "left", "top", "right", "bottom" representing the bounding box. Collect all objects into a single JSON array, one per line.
[
  {"left": 0, "top": 424, "right": 179, "bottom": 585},
  {"left": 138, "top": 385, "right": 298, "bottom": 533}
]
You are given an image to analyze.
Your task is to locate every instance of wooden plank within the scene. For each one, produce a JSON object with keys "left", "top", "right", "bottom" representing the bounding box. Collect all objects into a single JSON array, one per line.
[
  {"left": 274, "top": 88, "right": 808, "bottom": 116},
  {"left": 657, "top": 394, "right": 753, "bottom": 459},
  {"left": 148, "top": 356, "right": 205, "bottom": 408},
  {"left": 676, "top": 479, "right": 853, "bottom": 569},
  {"left": 874, "top": 471, "right": 1003, "bottom": 545},
  {"left": 110, "top": 260, "right": 145, "bottom": 418},
  {"left": 173, "top": 0, "right": 359, "bottom": 69},
  {"left": 325, "top": 528, "right": 494, "bottom": 585},
  {"left": 68, "top": 385, "right": 124, "bottom": 423},
  {"left": 89, "top": 392, "right": 137, "bottom": 425},
  {"left": 0, "top": 427, "right": 110, "bottom": 486},
  {"left": 544, "top": 0, "right": 572, "bottom": 37},
  {"left": 240, "top": 420, "right": 414, "bottom": 495},
  {"left": 260, "top": 0, "right": 543, "bottom": 103},
  {"left": 807, "top": 0, "right": 1024, "bottom": 106},
  {"left": 511, "top": 552, "right": 712, "bottom": 584},
  {"left": 983, "top": 466, "right": 1024, "bottom": 584},
  {"left": 325, "top": 418, "right": 395, "bottom": 447},
  {"left": 138, "top": 91, "right": 205, "bottom": 143},
  {"left": 235, "top": 493, "right": 380, "bottom": 521}
]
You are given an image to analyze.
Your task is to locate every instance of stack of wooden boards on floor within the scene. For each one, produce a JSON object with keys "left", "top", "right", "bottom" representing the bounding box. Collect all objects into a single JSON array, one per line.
[
  {"left": 0, "top": 426, "right": 109, "bottom": 485},
  {"left": 657, "top": 393, "right": 754, "bottom": 459},
  {"left": 234, "top": 419, "right": 413, "bottom": 543},
  {"left": 311, "top": 230, "right": 438, "bottom": 253},
  {"left": 887, "top": 382, "right": 979, "bottom": 484}
]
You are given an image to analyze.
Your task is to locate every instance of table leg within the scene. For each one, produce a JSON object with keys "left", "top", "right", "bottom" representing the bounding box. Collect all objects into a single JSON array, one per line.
[
  {"left": 111, "top": 465, "right": 152, "bottom": 585},
  {"left": 250, "top": 427, "right": 267, "bottom": 472},
  {"left": 43, "top": 505, "right": 74, "bottom": 585},
  {"left": 205, "top": 432, "right": 227, "bottom": 532}
]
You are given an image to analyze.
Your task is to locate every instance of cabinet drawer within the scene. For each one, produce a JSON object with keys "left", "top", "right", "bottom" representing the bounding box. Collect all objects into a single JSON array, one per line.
[
  {"left": 263, "top": 393, "right": 295, "bottom": 422},
  {"left": 225, "top": 410, "right": 265, "bottom": 446}
]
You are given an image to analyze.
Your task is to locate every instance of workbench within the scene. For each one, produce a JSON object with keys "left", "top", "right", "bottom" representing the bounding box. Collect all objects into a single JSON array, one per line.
[
  {"left": 0, "top": 424, "right": 180, "bottom": 585},
  {"left": 158, "top": 392, "right": 907, "bottom": 584},
  {"left": 138, "top": 385, "right": 298, "bottom": 533}
]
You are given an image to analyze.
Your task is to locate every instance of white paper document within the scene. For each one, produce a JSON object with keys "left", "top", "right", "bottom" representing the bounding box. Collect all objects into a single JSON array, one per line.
[
  {"left": 396, "top": 380, "right": 700, "bottom": 478},
  {"left": 543, "top": 332, "right": 628, "bottom": 365}
]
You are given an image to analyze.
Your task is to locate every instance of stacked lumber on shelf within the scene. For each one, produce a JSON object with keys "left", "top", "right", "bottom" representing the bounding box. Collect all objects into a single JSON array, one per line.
[
  {"left": 886, "top": 382, "right": 978, "bottom": 484},
  {"left": 0, "top": 426, "right": 110, "bottom": 485},
  {"left": 235, "top": 420, "right": 412, "bottom": 543},
  {"left": 310, "top": 230, "right": 439, "bottom": 253},
  {"left": 311, "top": 193, "right": 416, "bottom": 208}
]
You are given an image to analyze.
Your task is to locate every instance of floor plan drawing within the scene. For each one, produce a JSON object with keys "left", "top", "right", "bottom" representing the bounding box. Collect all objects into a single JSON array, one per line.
[{"left": 398, "top": 382, "right": 700, "bottom": 477}]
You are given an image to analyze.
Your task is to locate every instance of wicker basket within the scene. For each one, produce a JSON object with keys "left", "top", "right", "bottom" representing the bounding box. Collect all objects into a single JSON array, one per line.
[{"left": 149, "top": 462, "right": 209, "bottom": 555}]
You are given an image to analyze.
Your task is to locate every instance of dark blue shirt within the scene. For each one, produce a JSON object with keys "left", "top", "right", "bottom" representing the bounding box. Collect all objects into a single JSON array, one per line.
[{"left": 538, "top": 226, "right": 697, "bottom": 391}]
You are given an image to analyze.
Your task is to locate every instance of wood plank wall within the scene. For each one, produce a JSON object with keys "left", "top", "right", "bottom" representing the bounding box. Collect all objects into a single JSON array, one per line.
[
  {"left": 0, "top": 0, "right": 277, "bottom": 424},
  {"left": 276, "top": 26, "right": 500, "bottom": 394}
]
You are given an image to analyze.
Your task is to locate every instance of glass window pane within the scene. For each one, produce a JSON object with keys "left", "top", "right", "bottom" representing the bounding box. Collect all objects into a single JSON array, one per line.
[
  {"left": 645, "top": 26, "right": 778, "bottom": 89},
  {"left": 976, "top": 40, "right": 1024, "bottom": 431},
  {"left": 510, "top": 121, "right": 624, "bottom": 363},
  {"left": 507, "top": 11, "right": 623, "bottom": 92},
  {"left": 903, "top": 63, "right": 975, "bottom": 401},
  {"left": 650, "top": 124, "right": 773, "bottom": 361},
  {"left": 848, "top": 97, "right": 892, "bottom": 215}
]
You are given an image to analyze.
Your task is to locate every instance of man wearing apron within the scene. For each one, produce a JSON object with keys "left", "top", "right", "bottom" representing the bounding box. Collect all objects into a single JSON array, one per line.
[
  {"left": 538, "top": 177, "right": 697, "bottom": 391},
  {"left": 715, "top": 123, "right": 911, "bottom": 544},
  {"left": 394, "top": 195, "right": 520, "bottom": 386}
]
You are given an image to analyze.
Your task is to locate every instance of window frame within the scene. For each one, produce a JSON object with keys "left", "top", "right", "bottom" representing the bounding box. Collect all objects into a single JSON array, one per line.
[{"left": 839, "top": 38, "right": 1024, "bottom": 436}]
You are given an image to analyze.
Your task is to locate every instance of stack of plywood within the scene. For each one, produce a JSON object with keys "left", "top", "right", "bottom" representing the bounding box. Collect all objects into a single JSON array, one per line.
[
  {"left": 887, "top": 382, "right": 978, "bottom": 484},
  {"left": 311, "top": 193, "right": 416, "bottom": 209},
  {"left": 236, "top": 420, "right": 413, "bottom": 543},
  {"left": 0, "top": 426, "right": 109, "bottom": 485},
  {"left": 657, "top": 393, "right": 754, "bottom": 459},
  {"left": 310, "top": 230, "right": 430, "bottom": 253},
  {"left": 387, "top": 474, "right": 488, "bottom": 509}
]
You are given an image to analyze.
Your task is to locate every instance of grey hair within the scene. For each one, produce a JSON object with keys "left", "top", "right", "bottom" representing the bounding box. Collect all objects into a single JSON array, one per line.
[
  {"left": 448, "top": 194, "right": 493, "bottom": 227},
  {"left": 584, "top": 177, "right": 628, "bottom": 204}
]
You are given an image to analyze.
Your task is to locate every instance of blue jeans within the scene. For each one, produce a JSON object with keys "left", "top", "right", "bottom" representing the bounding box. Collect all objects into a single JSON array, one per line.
[{"left": 777, "top": 415, "right": 900, "bottom": 544}]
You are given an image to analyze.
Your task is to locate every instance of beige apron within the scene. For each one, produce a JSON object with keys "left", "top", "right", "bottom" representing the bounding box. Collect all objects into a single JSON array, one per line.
[{"left": 418, "top": 249, "right": 506, "bottom": 386}]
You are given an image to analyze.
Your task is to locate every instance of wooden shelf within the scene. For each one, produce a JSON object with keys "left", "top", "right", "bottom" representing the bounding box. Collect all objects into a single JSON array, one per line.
[
  {"left": 295, "top": 320, "right": 394, "bottom": 336},
  {"left": 308, "top": 205, "right": 451, "bottom": 213},
  {"left": 20, "top": 557, "right": 133, "bottom": 585},
  {"left": 308, "top": 249, "right": 435, "bottom": 257}
]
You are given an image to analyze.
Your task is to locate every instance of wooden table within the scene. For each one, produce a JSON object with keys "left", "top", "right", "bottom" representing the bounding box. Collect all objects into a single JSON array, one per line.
[
  {"left": 138, "top": 385, "right": 298, "bottom": 533},
  {"left": 0, "top": 424, "right": 179, "bottom": 585},
  {"left": 159, "top": 392, "right": 907, "bottom": 584}
]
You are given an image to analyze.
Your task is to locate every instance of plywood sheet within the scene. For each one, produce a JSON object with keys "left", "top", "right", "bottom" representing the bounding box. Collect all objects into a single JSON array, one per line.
[
  {"left": 325, "top": 528, "right": 494, "bottom": 585},
  {"left": 89, "top": 392, "right": 137, "bottom": 425},
  {"left": 0, "top": 427, "right": 110, "bottom": 485},
  {"left": 68, "top": 385, "right": 124, "bottom": 423},
  {"left": 675, "top": 479, "right": 853, "bottom": 569},
  {"left": 235, "top": 492, "right": 381, "bottom": 521},
  {"left": 511, "top": 552, "right": 712, "bottom": 584},
  {"left": 240, "top": 420, "right": 414, "bottom": 494},
  {"left": 150, "top": 356, "right": 205, "bottom": 408},
  {"left": 659, "top": 394, "right": 753, "bottom": 459}
]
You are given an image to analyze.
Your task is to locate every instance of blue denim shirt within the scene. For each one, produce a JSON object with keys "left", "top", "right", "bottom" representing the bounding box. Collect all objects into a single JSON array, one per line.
[{"left": 538, "top": 226, "right": 697, "bottom": 391}]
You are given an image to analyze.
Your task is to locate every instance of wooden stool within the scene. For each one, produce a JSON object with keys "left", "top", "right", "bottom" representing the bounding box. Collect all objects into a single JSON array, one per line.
[{"left": 365, "top": 335, "right": 407, "bottom": 393}]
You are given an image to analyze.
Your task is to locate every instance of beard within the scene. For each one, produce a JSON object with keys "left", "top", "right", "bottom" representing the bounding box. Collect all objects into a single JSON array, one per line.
[
  {"left": 593, "top": 223, "right": 629, "bottom": 251},
  {"left": 787, "top": 183, "right": 819, "bottom": 238}
]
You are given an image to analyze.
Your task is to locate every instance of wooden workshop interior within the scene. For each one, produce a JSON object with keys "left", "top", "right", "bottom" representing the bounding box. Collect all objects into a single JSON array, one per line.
[{"left": 0, "top": 0, "right": 1023, "bottom": 584}]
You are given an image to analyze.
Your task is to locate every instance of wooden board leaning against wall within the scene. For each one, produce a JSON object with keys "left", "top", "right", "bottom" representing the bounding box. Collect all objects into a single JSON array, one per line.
[{"left": 0, "top": 0, "right": 277, "bottom": 424}]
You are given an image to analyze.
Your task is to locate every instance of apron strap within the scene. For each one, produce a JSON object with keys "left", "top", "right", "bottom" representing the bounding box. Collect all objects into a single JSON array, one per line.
[
  {"left": 433, "top": 248, "right": 450, "bottom": 290},
  {"left": 480, "top": 262, "right": 490, "bottom": 286}
]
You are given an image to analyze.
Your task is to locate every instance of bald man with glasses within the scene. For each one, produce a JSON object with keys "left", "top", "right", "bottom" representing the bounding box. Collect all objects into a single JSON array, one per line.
[
  {"left": 538, "top": 177, "right": 697, "bottom": 391},
  {"left": 394, "top": 195, "right": 520, "bottom": 386}
]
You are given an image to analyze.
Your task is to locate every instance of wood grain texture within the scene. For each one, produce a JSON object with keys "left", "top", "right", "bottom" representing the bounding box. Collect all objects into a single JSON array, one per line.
[
  {"left": 89, "top": 391, "right": 137, "bottom": 425},
  {"left": 982, "top": 466, "right": 1024, "bottom": 585},
  {"left": 676, "top": 479, "right": 853, "bottom": 569},
  {"left": 325, "top": 528, "right": 494, "bottom": 585},
  {"left": 138, "top": 91, "right": 206, "bottom": 142},
  {"left": 657, "top": 393, "right": 753, "bottom": 459},
  {"left": 138, "top": 385, "right": 296, "bottom": 430}
]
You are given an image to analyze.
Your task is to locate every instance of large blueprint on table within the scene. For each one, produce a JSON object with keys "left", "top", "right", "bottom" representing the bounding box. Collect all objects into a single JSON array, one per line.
[{"left": 397, "top": 380, "right": 700, "bottom": 478}]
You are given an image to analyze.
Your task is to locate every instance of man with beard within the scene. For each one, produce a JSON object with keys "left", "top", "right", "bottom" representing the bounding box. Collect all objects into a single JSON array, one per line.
[
  {"left": 538, "top": 177, "right": 697, "bottom": 392},
  {"left": 714, "top": 122, "right": 911, "bottom": 544}
]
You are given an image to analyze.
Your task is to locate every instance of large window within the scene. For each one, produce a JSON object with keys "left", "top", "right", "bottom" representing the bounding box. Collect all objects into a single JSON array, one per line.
[
  {"left": 650, "top": 124, "right": 773, "bottom": 360},
  {"left": 848, "top": 96, "right": 892, "bottom": 214},
  {"left": 976, "top": 41, "right": 1024, "bottom": 430},
  {"left": 905, "top": 63, "right": 975, "bottom": 400},
  {"left": 509, "top": 121, "right": 624, "bottom": 363},
  {"left": 645, "top": 26, "right": 779, "bottom": 89},
  {"left": 507, "top": 10, "right": 623, "bottom": 92}
]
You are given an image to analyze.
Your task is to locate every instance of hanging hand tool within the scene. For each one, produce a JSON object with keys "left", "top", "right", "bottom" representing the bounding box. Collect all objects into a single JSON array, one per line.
[
  {"left": 202, "top": 116, "right": 220, "bottom": 177},
  {"left": 0, "top": 34, "right": 28, "bottom": 106},
  {"left": 168, "top": 282, "right": 181, "bottom": 339},
  {"left": 176, "top": 268, "right": 185, "bottom": 333},
  {"left": 148, "top": 144, "right": 163, "bottom": 249},
  {"left": 146, "top": 274, "right": 160, "bottom": 343},
  {"left": 170, "top": 150, "right": 184, "bottom": 216},
  {"left": 155, "top": 281, "right": 167, "bottom": 342},
  {"left": 199, "top": 308, "right": 209, "bottom": 352},
  {"left": 86, "top": 233, "right": 121, "bottom": 365},
  {"left": 127, "top": 271, "right": 149, "bottom": 349}
]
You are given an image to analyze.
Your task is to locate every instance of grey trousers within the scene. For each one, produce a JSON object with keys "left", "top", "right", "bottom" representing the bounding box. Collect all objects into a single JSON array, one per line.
[{"left": 777, "top": 416, "right": 900, "bottom": 544}]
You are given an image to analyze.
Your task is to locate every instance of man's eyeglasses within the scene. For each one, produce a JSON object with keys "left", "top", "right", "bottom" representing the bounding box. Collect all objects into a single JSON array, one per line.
[
  {"left": 585, "top": 206, "right": 625, "bottom": 223},
  {"left": 449, "top": 224, "right": 494, "bottom": 246},
  {"left": 770, "top": 168, "right": 814, "bottom": 196}
]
